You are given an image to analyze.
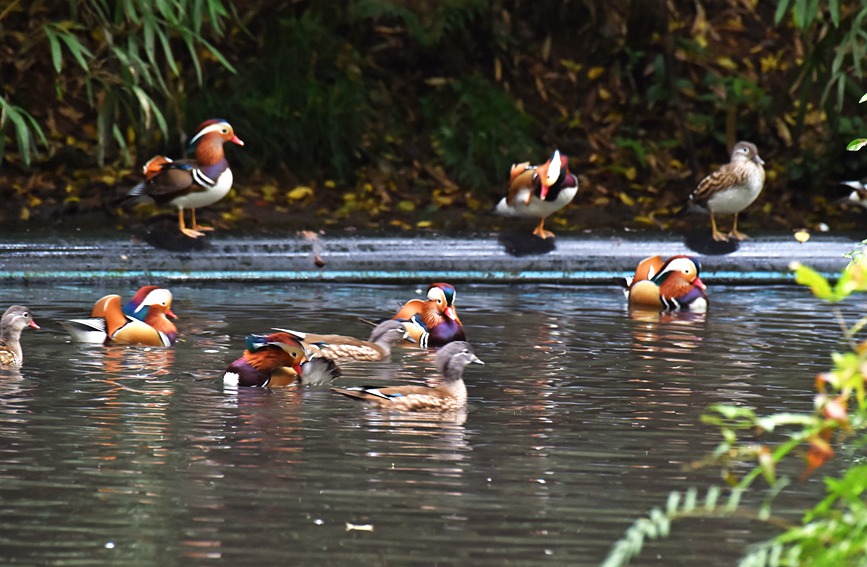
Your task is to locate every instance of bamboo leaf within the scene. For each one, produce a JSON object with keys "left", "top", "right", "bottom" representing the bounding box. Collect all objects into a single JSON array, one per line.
[
  {"left": 43, "top": 26, "right": 63, "bottom": 73},
  {"left": 57, "top": 29, "right": 94, "bottom": 71},
  {"left": 131, "top": 85, "right": 152, "bottom": 129},
  {"left": 198, "top": 36, "right": 237, "bottom": 74},
  {"left": 774, "top": 0, "right": 792, "bottom": 25}
]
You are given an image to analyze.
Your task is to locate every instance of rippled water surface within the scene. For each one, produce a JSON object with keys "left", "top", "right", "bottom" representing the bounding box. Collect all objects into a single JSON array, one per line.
[{"left": 0, "top": 283, "right": 848, "bottom": 565}]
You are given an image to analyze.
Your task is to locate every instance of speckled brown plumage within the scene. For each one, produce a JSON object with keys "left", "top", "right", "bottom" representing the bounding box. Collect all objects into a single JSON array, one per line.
[
  {"left": 0, "top": 306, "right": 39, "bottom": 368},
  {"left": 690, "top": 141, "right": 766, "bottom": 242},
  {"left": 331, "top": 341, "right": 483, "bottom": 412},
  {"left": 275, "top": 320, "right": 407, "bottom": 363}
]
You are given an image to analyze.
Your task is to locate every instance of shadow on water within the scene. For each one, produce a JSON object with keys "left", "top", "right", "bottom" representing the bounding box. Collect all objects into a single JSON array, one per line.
[{"left": 0, "top": 282, "right": 840, "bottom": 565}]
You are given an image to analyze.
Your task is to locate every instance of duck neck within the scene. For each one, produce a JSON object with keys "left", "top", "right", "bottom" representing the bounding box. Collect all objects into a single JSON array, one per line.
[{"left": 194, "top": 136, "right": 227, "bottom": 167}]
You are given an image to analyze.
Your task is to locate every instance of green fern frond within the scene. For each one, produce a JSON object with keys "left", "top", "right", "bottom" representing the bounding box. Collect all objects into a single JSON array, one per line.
[{"left": 602, "top": 487, "right": 726, "bottom": 567}]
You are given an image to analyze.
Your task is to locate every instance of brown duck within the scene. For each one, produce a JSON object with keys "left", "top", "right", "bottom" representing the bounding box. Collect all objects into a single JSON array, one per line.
[
  {"left": 0, "top": 306, "right": 40, "bottom": 368},
  {"left": 274, "top": 320, "right": 408, "bottom": 363},
  {"left": 332, "top": 341, "right": 483, "bottom": 412}
]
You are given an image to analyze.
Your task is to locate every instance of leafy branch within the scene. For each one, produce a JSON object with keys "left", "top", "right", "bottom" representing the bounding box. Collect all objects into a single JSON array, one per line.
[{"left": 603, "top": 260, "right": 867, "bottom": 566}]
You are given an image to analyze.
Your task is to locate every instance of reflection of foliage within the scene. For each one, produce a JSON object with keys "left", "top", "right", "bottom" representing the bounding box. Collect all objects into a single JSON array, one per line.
[{"left": 603, "top": 261, "right": 867, "bottom": 566}]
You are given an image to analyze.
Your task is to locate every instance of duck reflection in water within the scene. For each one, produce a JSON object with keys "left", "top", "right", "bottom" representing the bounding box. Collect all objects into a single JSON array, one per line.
[
  {"left": 98, "top": 346, "right": 177, "bottom": 397},
  {"left": 627, "top": 308, "right": 707, "bottom": 365}
]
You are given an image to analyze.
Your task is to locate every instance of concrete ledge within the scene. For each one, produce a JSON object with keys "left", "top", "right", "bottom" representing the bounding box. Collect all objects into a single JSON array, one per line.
[{"left": 0, "top": 231, "right": 856, "bottom": 284}]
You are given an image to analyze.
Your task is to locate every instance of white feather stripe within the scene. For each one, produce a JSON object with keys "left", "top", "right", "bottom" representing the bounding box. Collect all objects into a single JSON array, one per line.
[
  {"left": 192, "top": 169, "right": 216, "bottom": 187},
  {"left": 223, "top": 372, "right": 240, "bottom": 386}
]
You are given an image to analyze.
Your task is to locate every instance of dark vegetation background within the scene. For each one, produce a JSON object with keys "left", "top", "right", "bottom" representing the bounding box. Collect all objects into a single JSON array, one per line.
[{"left": 1, "top": 0, "right": 866, "bottom": 235}]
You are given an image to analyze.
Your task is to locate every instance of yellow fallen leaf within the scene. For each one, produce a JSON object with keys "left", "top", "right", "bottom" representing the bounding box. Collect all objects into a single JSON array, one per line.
[
  {"left": 716, "top": 56, "right": 737, "bottom": 70},
  {"left": 587, "top": 66, "right": 605, "bottom": 80},
  {"left": 287, "top": 186, "right": 314, "bottom": 201},
  {"left": 618, "top": 192, "right": 635, "bottom": 206},
  {"left": 416, "top": 220, "right": 433, "bottom": 228},
  {"left": 794, "top": 229, "right": 810, "bottom": 243}
]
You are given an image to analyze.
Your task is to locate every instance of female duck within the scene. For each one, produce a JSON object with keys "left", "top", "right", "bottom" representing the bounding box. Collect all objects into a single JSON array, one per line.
[
  {"left": 331, "top": 341, "right": 483, "bottom": 412},
  {"left": 0, "top": 306, "right": 40, "bottom": 368},
  {"left": 275, "top": 320, "right": 408, "bottom": 363}
]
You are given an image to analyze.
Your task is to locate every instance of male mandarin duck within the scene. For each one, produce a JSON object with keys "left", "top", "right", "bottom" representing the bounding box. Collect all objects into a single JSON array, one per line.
[
  {"left": 331, "top": 341, "right": 483, "bottom": 412},
  {"left": 273, "top": 320, "right": 409, "bottom": 363},
  {"left": 494, "top": 149, "right": 579, "bottom": 239},
  {"left": 626, "top": 255, "right": 708, "bottom": 312},
  {"left": 689, "top": 141, "right": 765, "bottom": 242},
  {"left": 61, "top": 288, "right": 178, "bottom": 346},
  {"left": 223, "top": 332, "right": 341, "bottom": 388},
  {"left": 0, "top": 306, "right": 40, "bottom": 368},
  {"left": 122, "top": 285, "right": 164, "bottom": 320},
  {"left": 391, "top": 283, "right": 466, "bottom": 348},
  {"left": 127, "top": 119, "right": 244, "bottom": 238}
]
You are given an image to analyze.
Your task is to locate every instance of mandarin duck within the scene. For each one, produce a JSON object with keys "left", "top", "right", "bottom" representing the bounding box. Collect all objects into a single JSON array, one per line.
[
  {"left": 626, "top": 255, "right": 708, "bottom": 312},
  {"left": 495, "top": 149, "right": 579, "bottom": 239},
  {"left": 839, "top": 178, "right": 867, "bottom": 210},
  {"left": 391, "top": 283, "right": 466, "bottom": 348},
  {"left": 689, "top": 141, "right": 765, "bottom": 242},
  {"left": 122, "top": 285, "right": 164, "bottom": 320},
  {"left": 0, "top": 306, "right": 39, "bottom": 368},
  {"left": 61, "top": 288, "right": 178, "bottom": 346},
  {"left": 127, "top": 119, "right": 244, "bottom": 238},
  {"left": 223, "top": 332, "right": 342, "bottom": 388},
  {"left": 273, "top": 320, "right": 409, "bottom": 363},
  {"left": 331, "top": 341, "right": 483, "bottom": 412}
]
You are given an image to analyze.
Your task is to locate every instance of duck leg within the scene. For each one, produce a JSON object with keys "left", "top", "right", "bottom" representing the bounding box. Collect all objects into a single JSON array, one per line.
[
  {"left": 728, "top": 213, "right": 750, "bottom": 241},
  {"left": 532, "top": 218, "right": 556, "bottom": 239},
  {"left": 178, "top": 209, "right": 205, "bottom": 238},
  {"left": 190, "top": 208, "right": 214, "bottom": 232},
  {"left": 710, "top": 213, "right": 728, "bottom": 242}
]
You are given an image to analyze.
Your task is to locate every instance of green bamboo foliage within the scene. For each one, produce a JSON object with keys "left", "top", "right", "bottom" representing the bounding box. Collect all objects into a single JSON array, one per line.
[{"left": 1, "top": 0, "right": 234, "bottom": 169}]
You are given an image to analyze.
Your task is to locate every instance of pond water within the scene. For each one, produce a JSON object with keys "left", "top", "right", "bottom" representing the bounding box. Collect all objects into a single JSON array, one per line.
[{"left": 0, "top": 282, "right": 849, "bottom": 566}]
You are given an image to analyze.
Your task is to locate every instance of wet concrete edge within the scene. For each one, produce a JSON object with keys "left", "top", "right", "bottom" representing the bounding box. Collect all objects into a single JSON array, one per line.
[{"left": 0, "top": 232, "right": 856, "bottom": 284}]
